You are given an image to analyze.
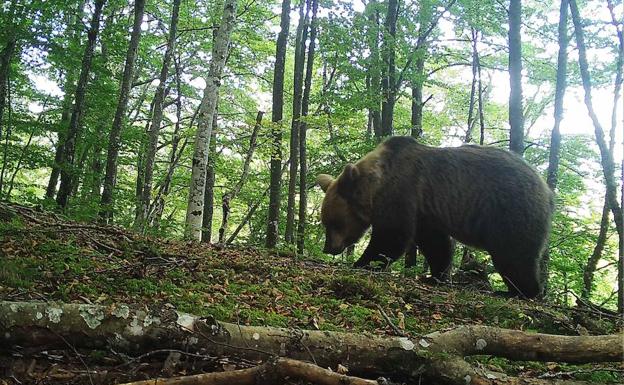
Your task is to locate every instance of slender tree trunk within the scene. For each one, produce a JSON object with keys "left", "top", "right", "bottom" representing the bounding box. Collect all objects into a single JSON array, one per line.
[
  {"left": 380, "top": 0, "right": 398, "bottom": 137},
  {"left": 541, "top": 0, "right": 569, "bottom": 295},
  {"left": 285, "top": 0, "right": 310, "bottom": 245},
  {"left": 582, "top": 197, "right": 610, "bottom": 299},
  {"left": 508, "top": 0, "right": 524, "bottom": 155},
  {"left": 56, "top": 0, "right": 106, "bottom": 209},
  {"left": 570, "top": 0, "right": 624, "bottom": 311},
  {"left": 0, "top": 0, "right": 17, "bottom": 144},
  {"left": 410, "top": 54, "right": 425, "bottom": 139},
  {"left": 569, "top": 0, "right": 623, "bottom": 243},
  {"left": 99, "top": 0, "right": 145, "bottom": 221},
  {"left": 184, "top": 0, "right": 237, "bottom": 240},
  {"left": 137, "top": 0, "right": 181, "bottom": 230},
  {"left": 366, "top": 1, "right": 382, "bottom": 139},
  {"left": 296, "top": 0, "right": 318, "bottom": 254},
  {"left": 151, "top": 59, "right": 187, "bottom": 228},
  {"left": 266, "top": 0, "right": 291, "bottom": 248},
  {"left": 0, "top": 39, "right": 16, "bottom": 151},
  {"left": 546, "top": 0, "right": 569, "bottom": 190},
  {"left": 605, "top": 0, "right": 624, "bottom": 314},
  {"left": 477, "top": 64, "right": 485, "bottom": 145},
  {"left": 218, "top": 111, "right": 263, "bottom": 244},
  {"left": 465, "top": 29, "right": 479, "bottom": 144},
  {"left": 201, "top": 114, "right": 218, "bottom": 243}
]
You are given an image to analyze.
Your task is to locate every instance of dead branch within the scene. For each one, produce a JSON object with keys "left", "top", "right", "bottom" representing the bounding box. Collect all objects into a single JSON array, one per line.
[{"left": 117, "top": 357, "right": 379, "bottom": 385}]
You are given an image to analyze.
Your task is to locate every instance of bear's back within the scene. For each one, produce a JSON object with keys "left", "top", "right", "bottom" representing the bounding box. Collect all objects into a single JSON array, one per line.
[{"left": 377, "top": 137, "right": 553, "bottom": 254}]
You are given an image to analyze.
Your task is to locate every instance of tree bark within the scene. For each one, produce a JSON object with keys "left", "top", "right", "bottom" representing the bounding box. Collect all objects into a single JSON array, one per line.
[
  {"left": 508, "top": 0, "right": 525, "bottom": 155},
  {"left": 201, "top": 115, "right": 218, "bottom": 243},
  {"left": 184, "top": 0, "right": 237, "bottom": 240},
  {"left": 137, "top": 0, "right": 181, "bottom": 230},
  {"left": 265, "top": 0, "right": 291, "bottom": 248},
  {"left": 0, "top": 0, "right": 17, "bottom": 146},
  {"left": 380, "top": 0, "right": 398, "bottom": 137},
  {"left": 540, "top": 0, "right": 569, "bottom": 295},
  {"left": 151, "top": 60, "right": 188, "bottom": 228},
  {"left": 465, "top": 28, "right": 479, "bottom": 143},
  {"left": 366, "top": 1, "right": 382, "bottom": 139},
  {"left": 285, "top": 0, "right": 310, "bottom": 245},
  {"left": 546, "top": 0, "right": 569, "bottom": 190},
  {"left": 581, "top": 197, "right": 610, "bottom": 299},
  {"left": 297, "top": 0, "right": 319, "bottom": 254},
  {"left": 99, "top": 0, "right": 145, "bottom": 221},
  {"left": 605, "top": 0, "right": 624, "bottom": 315},
  {"left": 218, "top": 111, "right": 263, "bottom": 244},
  {"left": 56, "top": 0, "right": 106, "bottom": 209},
  {"left": 1, "top": 301, "right": 620, "bottom": 385}
]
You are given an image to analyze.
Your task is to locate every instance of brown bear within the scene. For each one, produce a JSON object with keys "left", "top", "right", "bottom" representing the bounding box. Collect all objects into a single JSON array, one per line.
[{"left": 316, "top": 136, "right": 553, "bottom": 298}]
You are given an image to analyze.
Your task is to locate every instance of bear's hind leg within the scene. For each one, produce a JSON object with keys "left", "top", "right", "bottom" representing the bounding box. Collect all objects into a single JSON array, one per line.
[
  {"left": 491, "top": 254, "right": 542, "bottom": 299},
  {"left": 417, "top": 229, "right": 454, "bottom": 281}
]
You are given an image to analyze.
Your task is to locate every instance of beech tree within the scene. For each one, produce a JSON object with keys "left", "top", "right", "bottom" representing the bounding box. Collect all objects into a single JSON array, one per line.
[
  {"left": 508, "top": 0, "right": 524, "bottom": 155},
  {"left": 184, "top": 0, "right": 237, "bottom": 240}
]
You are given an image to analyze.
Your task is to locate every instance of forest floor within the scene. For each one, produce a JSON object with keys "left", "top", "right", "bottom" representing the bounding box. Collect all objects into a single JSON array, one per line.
[{"left": 0, "top": 202, "right": 622, "bottom": 384}]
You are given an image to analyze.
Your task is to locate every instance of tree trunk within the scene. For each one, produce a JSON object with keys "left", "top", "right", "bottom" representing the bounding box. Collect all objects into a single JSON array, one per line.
[
  {"left": 137, "top": 0, "right": 181, "bottom": 230},
  {"left": 56, "top": 0, "right": 106, "bottom": 209},
  {"left": 218, "top": 111, "right": 263, "bottom": 244},
  {"left": 44, "top": 1, "right": 86, "bottom": 200},
  {"left": 0, "top": 0, "right": 17, "bottom": 145},
  {"left": 99, "top": 0, "right": 145, "bottom": 221},
  {"left": 366, "top": 1, "right": 382, "bottom": 139},
  {"left": 296, "top": 0, "right": 318, "bottom": 254},
  {"left": 2, "top": 301, "right": 621, "bottom": 385},
  {"left": 605, "top": 0, "right": 624, "bottom": 315},
  {"left": 285, "top": 0, "right": 310, "bottom": 245},
  {"left": 265, "top": 0, "right": 291, "bottom": 249},
  {"left": 541, "top": 0, "right": 569, "bottom": 295},
  {"left": 152, "top": 60, "right": 188, "bottom": 229},
  {"left": 0, "top": 39, "right": 16, "bottom": 155},
  {"left": 508, "top": 0, "right": 524, "bottom": 155},
  {"left": 546, "top": 0, "right": 569, "bottom": 190},
  {"left": 569, "top": 0, "right": 623, "bottom": 265},
  {"left": 465, "top": 29, "right": 481, "bottom": 143},
  {"left": 201, "top": 115, "right": 218, "bottom": 243},
  {"left": 581, "top": 197, "right": 610, "bottom": 299},
  {"left": 380, "top": 0, "right": 398, "bottom": 137},
  {"left": 410, "top": 54, "right": 425, "bottom": 139},
  {"left": 184, "top": 0, "right": 237, "bottom": 240}
]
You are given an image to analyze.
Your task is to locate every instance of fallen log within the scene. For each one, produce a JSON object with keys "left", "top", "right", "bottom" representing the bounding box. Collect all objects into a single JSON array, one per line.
[{"left": 1, "top": 301, "right": 621, "bottom": 385}]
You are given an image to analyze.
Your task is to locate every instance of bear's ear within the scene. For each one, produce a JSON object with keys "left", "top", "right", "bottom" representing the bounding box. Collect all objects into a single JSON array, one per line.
[
  {"left": 337, "top": 164, "right": 360, "bottom": 197},
  {"left": 316, "top": 174, "right": 334, "bottom": 192}
]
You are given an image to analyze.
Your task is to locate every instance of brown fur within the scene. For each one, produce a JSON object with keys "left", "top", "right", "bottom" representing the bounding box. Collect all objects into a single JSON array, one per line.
[{"left": 317, "top": 136, "right": 554, "bottom": 298}]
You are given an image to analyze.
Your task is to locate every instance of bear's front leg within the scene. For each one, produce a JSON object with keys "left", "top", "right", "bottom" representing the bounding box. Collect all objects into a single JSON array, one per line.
[
  {"left": 353, "top": 244, "right": 392, "bottom": 270},
  {"left": 353, "top": 225, "right": 411, "bottom": 270}
]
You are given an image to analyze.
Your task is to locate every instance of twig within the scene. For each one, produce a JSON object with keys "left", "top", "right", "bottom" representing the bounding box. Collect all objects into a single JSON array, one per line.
[{"left": 376, "top": 304, "right": 406, "bottom": 337}]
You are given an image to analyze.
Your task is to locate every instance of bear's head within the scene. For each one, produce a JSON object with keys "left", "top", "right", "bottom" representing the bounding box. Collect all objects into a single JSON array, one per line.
[{"left": 316, "top": 163, "right": 373, "bottom": 255}]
